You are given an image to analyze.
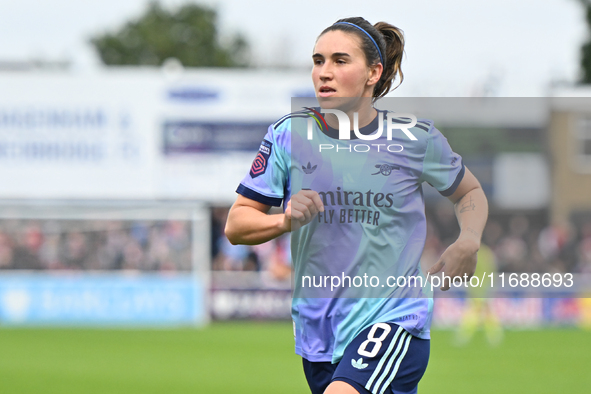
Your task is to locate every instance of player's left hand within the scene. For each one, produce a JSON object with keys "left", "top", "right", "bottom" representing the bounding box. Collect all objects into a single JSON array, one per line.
[{"left": 426, "top": 238, "right": 478, "bottom": 291}]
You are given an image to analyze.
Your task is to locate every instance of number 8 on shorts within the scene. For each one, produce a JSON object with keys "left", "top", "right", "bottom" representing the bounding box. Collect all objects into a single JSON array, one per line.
[{"left": 357, "top": 323, "right": 392, "bottom": 358}]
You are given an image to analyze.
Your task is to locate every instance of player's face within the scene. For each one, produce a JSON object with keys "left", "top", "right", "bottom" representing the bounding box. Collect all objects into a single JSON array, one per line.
[{"left": 312, "top": 30, "right": 378, "bottom": 110}]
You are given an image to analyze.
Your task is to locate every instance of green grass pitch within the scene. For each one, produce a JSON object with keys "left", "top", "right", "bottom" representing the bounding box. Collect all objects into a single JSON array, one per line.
[{"left": 0, "top": 322, "right": 590, "bottom": 393}]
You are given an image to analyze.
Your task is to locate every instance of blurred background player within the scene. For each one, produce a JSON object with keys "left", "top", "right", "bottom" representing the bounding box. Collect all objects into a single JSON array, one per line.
[{"left": 454, "top": 243, "right": 503, "bottom": 346}]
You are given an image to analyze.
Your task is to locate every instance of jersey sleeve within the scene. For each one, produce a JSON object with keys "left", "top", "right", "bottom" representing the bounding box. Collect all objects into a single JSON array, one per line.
[
  {"left": 236, "top": 124, "right": 289, "bottom": 207},
  {"left": 419, "top": 125, "right": 465, "bottom": 197}
]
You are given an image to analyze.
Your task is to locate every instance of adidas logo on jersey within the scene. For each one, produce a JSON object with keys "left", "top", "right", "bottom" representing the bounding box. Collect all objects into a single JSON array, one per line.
[
  {"left": 351, "top": 357, "right": 369, "bottom": 369},
  {"left": 302, "top": 162, "right": 317, "bottom": 174}
]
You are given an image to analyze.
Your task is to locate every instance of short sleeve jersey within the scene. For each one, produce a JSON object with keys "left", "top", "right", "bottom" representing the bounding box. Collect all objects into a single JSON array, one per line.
[{"left": 237, "top": 109, "right": 464, "bottom": 363}]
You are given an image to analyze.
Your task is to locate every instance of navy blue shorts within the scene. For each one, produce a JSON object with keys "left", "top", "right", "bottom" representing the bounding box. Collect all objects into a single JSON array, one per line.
[{"left": 302, "top": 323, "right": 430, "bottom": 394}]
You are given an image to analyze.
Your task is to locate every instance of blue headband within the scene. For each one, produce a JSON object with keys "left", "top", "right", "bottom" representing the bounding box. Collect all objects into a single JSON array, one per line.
[{"left": 333, "top": 22, "right": 383, "bottom": 65}]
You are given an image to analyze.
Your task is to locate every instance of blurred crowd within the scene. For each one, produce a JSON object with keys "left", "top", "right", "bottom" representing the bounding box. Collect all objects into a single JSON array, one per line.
[
  {"left": 2, "top": 205, "right": 590, "bottom": 276},
  {"left": 210, "top": 207, "right": 291, "bottom": 280},
  {"left": 0, "top": 219, "right": 192, "bottom": 271},
  {"left": 211, "top": 205, "right": 591, "bottom": 276},
  {"left": 422, "top": 203, "right": 591, "bottom": 274}
]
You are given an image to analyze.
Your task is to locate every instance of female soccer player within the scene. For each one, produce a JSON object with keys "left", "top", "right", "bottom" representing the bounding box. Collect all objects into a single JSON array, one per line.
[{"left": 225, "top": 17, "right": 488, "bottom": 394}]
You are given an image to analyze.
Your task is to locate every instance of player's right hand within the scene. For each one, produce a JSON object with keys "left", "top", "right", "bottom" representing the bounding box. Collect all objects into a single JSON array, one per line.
[{"left": 283, "top": 189, "right": 324, "bottom": 232}]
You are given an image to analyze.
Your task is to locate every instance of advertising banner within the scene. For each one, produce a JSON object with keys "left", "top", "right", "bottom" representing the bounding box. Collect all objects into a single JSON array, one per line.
[{"left": 0, "top": 273, "right": 206, "bottom": 326}]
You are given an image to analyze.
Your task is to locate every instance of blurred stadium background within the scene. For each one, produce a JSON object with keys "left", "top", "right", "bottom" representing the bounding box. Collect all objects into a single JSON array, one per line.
[{"left": 1, "top": 1, "right": 591, "bottom": 393}]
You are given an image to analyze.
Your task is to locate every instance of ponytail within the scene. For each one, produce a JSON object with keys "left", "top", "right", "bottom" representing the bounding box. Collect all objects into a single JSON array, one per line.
[{"left": 373, "top": 22, "right": 405, "bottom": 99}]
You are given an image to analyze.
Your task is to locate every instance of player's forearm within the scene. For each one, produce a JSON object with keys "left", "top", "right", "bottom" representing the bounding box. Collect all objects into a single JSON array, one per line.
[
  {"left": 453, "top": 186, "right": 488, "bottom": 252},
  {"left": 225, "top": 205, "right": 288, "bottom": 245}
]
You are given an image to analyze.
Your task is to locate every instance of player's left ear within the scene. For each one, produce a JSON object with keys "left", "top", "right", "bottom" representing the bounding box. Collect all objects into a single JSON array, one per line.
[{"left": 367, "top": 63, "right": 383, "bottom": 86}]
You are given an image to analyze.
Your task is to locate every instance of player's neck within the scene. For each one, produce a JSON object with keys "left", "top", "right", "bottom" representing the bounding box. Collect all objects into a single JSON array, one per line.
[{"left": 352, "top": 106, "right": 378, "bottom": 129}]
